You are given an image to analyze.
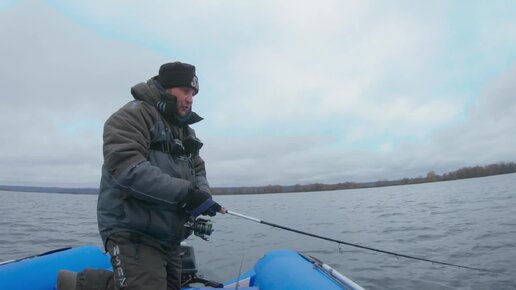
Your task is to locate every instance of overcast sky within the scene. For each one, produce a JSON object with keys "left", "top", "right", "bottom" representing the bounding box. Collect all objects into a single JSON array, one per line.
[{"left": 0, "top": 1, "right": 515, "bottom": 187}]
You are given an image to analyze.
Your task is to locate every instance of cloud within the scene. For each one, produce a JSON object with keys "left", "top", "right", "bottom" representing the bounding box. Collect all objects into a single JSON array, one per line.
[
  {"left": 0, "top": 1, "right": 515, "bottom": 187},
  {"left": 0, "top": 1, "right": 167, "bottom": 186},
  {"left": 432, "top": 64, "right": 516, "bottom": 165},
  {"left": 204, "top": 64, "right": 516, "bottom": 187}
]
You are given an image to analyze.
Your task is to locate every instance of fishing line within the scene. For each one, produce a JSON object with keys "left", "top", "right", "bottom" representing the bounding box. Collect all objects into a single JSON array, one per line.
[
  {"left": 235, "top": 252, "right": 245, "bottom": 290},
  {"left": 226, "top": 210, "right": 502, "bottom": 275}
]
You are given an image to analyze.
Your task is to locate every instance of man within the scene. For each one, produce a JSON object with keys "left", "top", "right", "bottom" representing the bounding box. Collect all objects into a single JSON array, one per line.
[{"left": 58, "top": 62, "right": 224, "bottom": 290}]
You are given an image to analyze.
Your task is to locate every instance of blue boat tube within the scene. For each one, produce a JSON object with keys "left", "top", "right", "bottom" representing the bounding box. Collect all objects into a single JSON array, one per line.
[
  {"left": 0, "top": 246, "right": 111, "bottom": 290},
  {"left": 224, "top": 250, "right": 364, "bottom": 290},
  {"left": 253, "top": 250, "right": 364, "bottom": 290},
  {"left": 0, "top": 246, "right": 364, "bottom": 290}
]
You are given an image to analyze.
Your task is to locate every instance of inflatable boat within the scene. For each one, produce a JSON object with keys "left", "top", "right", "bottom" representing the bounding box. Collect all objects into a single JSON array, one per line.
[{"left": 0, "top": 245, "right": 365, "bottom": 290}]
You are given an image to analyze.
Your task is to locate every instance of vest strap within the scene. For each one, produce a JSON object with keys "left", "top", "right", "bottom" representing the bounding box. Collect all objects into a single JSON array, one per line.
[{"left": 150, "top": 139, "right": 188, "bottom": 156}]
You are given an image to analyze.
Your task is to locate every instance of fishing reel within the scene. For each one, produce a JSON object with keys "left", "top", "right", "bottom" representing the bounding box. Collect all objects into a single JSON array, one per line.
[{"left": 184, "top": 217, "right": 214, "bottom": 241}]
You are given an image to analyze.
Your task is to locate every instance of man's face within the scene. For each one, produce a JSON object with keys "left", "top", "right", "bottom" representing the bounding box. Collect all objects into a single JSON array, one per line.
[{"left": 166, "top": 87, "right": 196, "bottom": 117}]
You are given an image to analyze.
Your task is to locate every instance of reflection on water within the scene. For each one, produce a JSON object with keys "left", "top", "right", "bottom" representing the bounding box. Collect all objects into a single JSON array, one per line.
[{"left": 1, "top": 173, "right": 515, "bottom": 289}]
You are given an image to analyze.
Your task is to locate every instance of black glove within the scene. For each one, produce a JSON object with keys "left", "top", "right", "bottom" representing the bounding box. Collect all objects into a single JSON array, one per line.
[
  {"left": 184, "top": 186, "right": 222, "bottom": 217},
  {"left": 202, "top": 202, "right": 222, "bottom": 217}
]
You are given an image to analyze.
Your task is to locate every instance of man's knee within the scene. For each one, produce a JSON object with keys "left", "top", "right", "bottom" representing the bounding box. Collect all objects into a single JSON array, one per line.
[{"left": 76, "top": 269, "right": 114, "bottom": 290}]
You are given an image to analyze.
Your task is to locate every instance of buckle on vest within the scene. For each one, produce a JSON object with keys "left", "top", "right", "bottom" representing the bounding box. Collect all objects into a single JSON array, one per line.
[{"left": 150, "top": 139, "right": 187, "bottom": 155}]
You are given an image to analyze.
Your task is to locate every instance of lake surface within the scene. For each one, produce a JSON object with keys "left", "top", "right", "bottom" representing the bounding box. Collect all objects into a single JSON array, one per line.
[{"left": 1, "top": 173, "right": 515, "bottom": 289}]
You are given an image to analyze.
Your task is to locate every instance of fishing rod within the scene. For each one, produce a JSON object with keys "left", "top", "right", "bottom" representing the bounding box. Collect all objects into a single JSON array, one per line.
[{"left": 225, "top": 210, "right": 500, "bottom": 274}]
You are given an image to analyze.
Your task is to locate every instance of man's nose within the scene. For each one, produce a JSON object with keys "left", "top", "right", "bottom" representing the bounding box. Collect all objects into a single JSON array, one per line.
[{"left": 185, "top": 94, "right": 193, "bottom": 104}]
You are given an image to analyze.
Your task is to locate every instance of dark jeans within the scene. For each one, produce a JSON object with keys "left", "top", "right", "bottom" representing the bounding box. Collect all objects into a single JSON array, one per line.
[{"left": 76, "top": 232, "right": 181, "bottom": 290}]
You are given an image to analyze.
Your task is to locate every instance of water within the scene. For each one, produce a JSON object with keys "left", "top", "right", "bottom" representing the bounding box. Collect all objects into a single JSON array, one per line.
[{"left": 1, "top": 174, "right": 515, "bottom": 289}]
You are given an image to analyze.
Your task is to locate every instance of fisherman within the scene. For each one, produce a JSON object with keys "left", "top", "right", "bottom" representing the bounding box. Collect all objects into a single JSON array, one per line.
[{"left": 57, "top": 61, "right": 225, "bottom": 290}]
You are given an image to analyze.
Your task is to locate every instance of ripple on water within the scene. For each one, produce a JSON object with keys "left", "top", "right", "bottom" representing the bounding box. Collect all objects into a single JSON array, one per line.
[
  {"left": 409, "top": 233, "right": 448, "bottom": 242},
  {"left": 376, "top": 212, "right": 404, "bottom": 218},
  {"left": 471, "top": 243, "right": 515, "bottom": 252},
  {"left": 350, "top": 266, "right": 383, "bottom": 272},
  {"left": 429, "top": 210, "right": 457, "bottom": 215},
  {"left": 301, "top": 248, "right": 336, "bottom": 255},
  {"left": 381, "top": 226, "right": 434, "bottom": 234}
]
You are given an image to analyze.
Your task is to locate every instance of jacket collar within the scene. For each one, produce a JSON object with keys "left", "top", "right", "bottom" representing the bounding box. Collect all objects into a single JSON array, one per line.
[{"left": 131, "top": 78, "right": 204, "bottom": 126}]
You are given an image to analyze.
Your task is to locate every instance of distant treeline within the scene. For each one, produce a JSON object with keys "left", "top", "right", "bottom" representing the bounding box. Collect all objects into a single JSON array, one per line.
[
  {"left": 1, "top": 162, "right": 515, "bottom": 195},
  {"left": 211, "top": 161, "right": 516, "bottom": 195}
]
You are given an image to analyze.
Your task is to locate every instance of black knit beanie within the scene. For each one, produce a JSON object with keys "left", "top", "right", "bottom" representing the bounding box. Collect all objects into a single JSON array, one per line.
[{"left": 156, "top": 62, "right": 199, "bottom": 94}]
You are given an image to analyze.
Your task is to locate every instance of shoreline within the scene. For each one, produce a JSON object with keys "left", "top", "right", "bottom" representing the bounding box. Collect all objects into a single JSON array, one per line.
[{"left": 2, "top": 162, "right": 515, "bottom": 196}]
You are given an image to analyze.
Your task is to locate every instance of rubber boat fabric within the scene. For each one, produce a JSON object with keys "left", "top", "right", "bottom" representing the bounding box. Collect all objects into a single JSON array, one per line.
[{"left": 0, "top": 245, "right": 364, "bottom": 290}]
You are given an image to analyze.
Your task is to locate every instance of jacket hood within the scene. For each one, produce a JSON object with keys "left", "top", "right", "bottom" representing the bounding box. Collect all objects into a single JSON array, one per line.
[{"left": 130, "top": 78, "right": 162, "bottom": 105}]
